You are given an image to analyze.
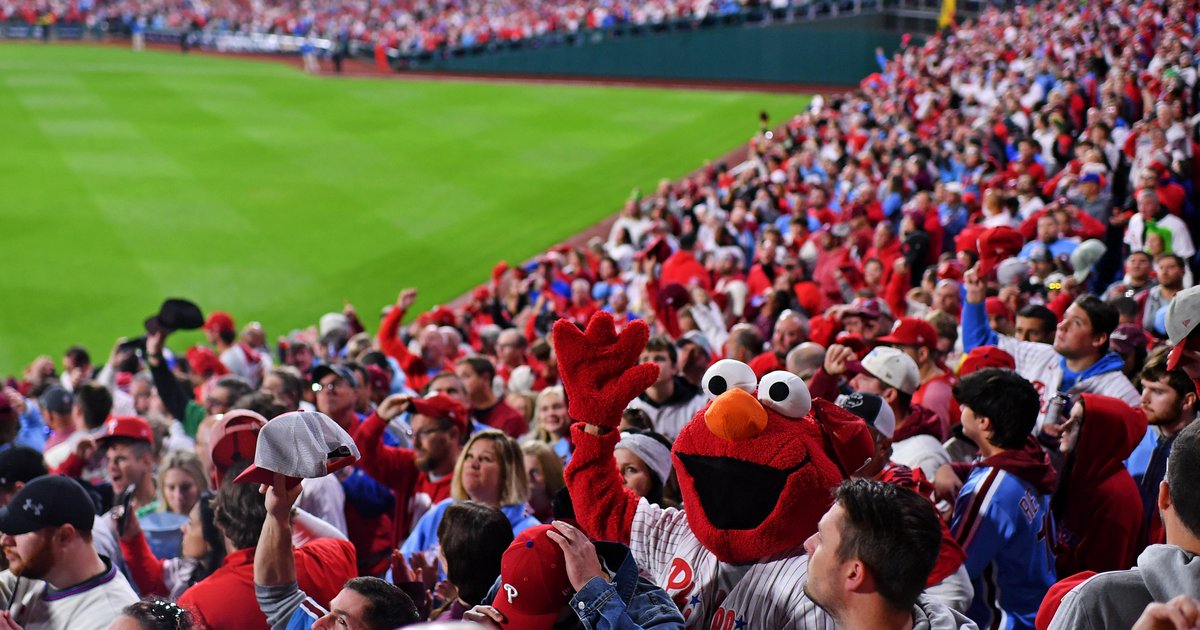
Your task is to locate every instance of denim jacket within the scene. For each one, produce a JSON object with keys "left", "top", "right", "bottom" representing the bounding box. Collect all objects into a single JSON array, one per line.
[{"left": 486, "top": 541, "right": 684, "bottom": 630}]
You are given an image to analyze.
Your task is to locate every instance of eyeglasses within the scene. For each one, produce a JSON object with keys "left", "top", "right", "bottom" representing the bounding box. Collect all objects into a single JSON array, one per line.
[
  {"left": 312, "top": 381, "right": 346, "bottom": 394},
  {"left": 413, "top": 427, "right": 449, "bottom": 441}
]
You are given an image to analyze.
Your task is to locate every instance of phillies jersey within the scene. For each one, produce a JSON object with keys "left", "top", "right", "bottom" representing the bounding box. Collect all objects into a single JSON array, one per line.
[
  {"left": 629, "top": 499, "right": 834, "bottom": 630},
  {"left": 950, "top": 466, "right": 1055, "bottom": 630}
]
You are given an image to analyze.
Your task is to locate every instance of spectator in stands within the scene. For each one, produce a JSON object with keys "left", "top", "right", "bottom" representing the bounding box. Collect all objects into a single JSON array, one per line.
[
  {"left": 723, "top": 325, "right": 763, "bottom": 364},
  {"left": 1131, "top": 347, "right": 1198, "bottom": 549},
  {"left": 111, "top": 600, "right": 197, "bottom": 630},
  {"left": 1014, "top": 305, "right": 1058, "bottom": 344},
  {"left": 97, "top": 416, "right": 160, "bottom": 516},
  {"left": 355, "top": 393, "right": 467, "bottom": 544},
  {"left": 803, "top": 479, "right": 974, "bottom": 629},
  {"left": 521, "top": 441, "right": 564, "bottom": 524},
  {"left": 0, "top": 475, "right": 138, "bottom": 628},
  {"left": 156, "top": 449, "right": 205, "bottom": 517},
  {"left": 785, "top": 342, "right": 826, "bottom": 384},
  {"left": 1125, "top": 189, "right": 1195, "bottom": 263},
  {"left": 748, "top": 310, "right": 809, "bottom": 378},
  {"left": 178, "top": 464, "right": 357, "bottom": 629},
  {"left": 964, "top": 269, "right": 1140, "bottom": 425},
  {"left": 1051, "top": 395, "right": 1146, "bottom": 577},
  {"left": 1143, "top": 254, "right": 1186, "bottom": 337},
  {"left": 1045, "top": 421, "right": 1200, "bottom": 629},
  {"left": 254, "top": 473, "right": 421, "bottom": 630},
  {"left": 938, "top": 369, "right": 1057, "bottom": 630},
  {"left": 529, "top": 386, "right": 571, "bottom": 464},
  {"left": 1104, "top": 251, "right": 1156, "bottom": 301},
  {"left": 625, "top": 336, "right": 705, "bottom": 442},
  {"left": 494, "top": 329, "right": 528, "bottom": 385},
  {"left": 430, "top": 501, "right": 513, "bottom": 621},
  {"left": 878, "top": 317, "right": 954, "bottom": 433},
  {"left": 614, "top": 429, "right": 673, "bottom": 507},
  {"left": 456, "top": 357, "right": 526, "bottom": 438},
  {"left": 400, "top": 430, "right": 539, "bottom": 557}
]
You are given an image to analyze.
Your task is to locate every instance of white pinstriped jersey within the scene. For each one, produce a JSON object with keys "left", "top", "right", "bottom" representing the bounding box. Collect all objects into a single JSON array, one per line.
[
  {"left": 992, "top": 335, "right": 1141, "bottom": 430},
  {"left": 629, "top": 498, "right": 834, "bottom": 630}
]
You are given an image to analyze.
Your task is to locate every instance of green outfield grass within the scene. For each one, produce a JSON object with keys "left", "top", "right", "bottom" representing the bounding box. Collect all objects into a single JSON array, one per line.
[{"left": 0, "top": 43, "right": 811, "bottom": 372}]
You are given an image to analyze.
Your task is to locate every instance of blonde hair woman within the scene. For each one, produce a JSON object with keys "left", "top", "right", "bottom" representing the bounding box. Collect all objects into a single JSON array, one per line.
[
  {"left": 400, "top": 430, "right": 539, "bottom": 557},
  {"left": 157, "top": 449, "right": 206, "bottom": 516},
  {"left": 529, "top": 386, "right": 571, "bottom": 464}
]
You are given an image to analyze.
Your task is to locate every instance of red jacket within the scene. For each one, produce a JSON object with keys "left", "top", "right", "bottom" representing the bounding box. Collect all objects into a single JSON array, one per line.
[
  {"left": 376, "top": 306, "right": 454, "bottom": 393},
  {"left": 1053, "top": 394, "right": 1146, "bottom": 577},
  {"left": 660, "top": 250, "right": 711, "bottom": 291},
  {"left": 355, "top": 411, "right": 455, "bottom": 546},
  {"left": 178, "top": 538, "right": 356, "bottom": 630},
  {"left": 474, "top": 400, "right": 527, "bottom": 438}
]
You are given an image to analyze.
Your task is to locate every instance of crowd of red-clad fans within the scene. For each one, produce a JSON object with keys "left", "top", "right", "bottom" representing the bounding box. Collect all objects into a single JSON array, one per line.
[
  {"left": 5, "top": 0, "right": 1200, "bottom": 629},
  {"left": 1, "top": 0, "right": 752, "bottom": 56}
]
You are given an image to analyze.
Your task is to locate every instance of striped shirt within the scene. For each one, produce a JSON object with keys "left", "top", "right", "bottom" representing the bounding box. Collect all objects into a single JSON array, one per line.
[{"left": 630, "top": 499, "right": 833, "bottom": 630}]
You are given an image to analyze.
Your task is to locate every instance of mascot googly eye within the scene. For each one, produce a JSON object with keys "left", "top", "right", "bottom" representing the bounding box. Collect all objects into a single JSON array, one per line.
[
  {"left": 701, "top": 360, "right": 756, "bottom": 400},
  {"left": 757, "top": 371, "right": 811, "bottom": 419}
]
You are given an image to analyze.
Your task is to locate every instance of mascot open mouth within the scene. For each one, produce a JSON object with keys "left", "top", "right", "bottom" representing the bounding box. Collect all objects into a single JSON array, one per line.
[{"left": 676, "top": 453, "right": 811, "bottom": 530}]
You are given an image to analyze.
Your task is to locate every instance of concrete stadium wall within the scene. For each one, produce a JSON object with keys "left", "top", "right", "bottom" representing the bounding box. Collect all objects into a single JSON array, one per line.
[{"left": 405, "top": 14, "right": 902, "bottom": 87}]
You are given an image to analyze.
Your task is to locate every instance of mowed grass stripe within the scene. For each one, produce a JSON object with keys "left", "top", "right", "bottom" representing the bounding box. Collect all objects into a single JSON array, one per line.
[{"left": 0, "top": 43, "right": 810, "bottom": 370}]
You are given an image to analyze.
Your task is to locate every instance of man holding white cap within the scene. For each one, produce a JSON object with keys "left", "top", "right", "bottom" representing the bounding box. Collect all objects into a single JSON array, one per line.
[{"left": 816, "top": 345, "right": 950, "bottom": 480}]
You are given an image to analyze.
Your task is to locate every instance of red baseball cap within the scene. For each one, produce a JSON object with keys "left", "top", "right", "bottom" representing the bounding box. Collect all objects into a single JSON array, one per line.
[
  {"left": 209, "top": 410, "right": 268, "bottom": 485},
  {"left": 976, "top": 227, "right": 1025, "bottom": 278},
  {"left": 954, "top": 224, "right": 986, "bottom": 254},
  {"left": 958, "top": 346, "right": 1016, "bottom": 376},
  {"left": 491, "top": 525, "right": 575, "bottom": 629},
  {"left": 985, "top": 297, "right": 1013, "bottom": 320},
  {"left": 877, "top": 318, "right": 938, "bottom": 351},
  {"left": 97, "top": 416, "right": 154, "bottom": 447},
  {"left": 410, "top": 394, "right": 469, "bottom": 435},
  {"left": 364, "top": 365, "right": 391, "bottom": 391},
  {"left": 203, "top": 311, "right": 235, "bottom": 334},
  {"left": 186, "top": 346, "right": 228, "bottom": 377}
]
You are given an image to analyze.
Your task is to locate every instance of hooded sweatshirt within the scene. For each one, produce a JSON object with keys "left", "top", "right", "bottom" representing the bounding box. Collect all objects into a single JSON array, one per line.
[
  {"left": 912, "top": 595, "right": 979, "bottom": 630},
  {"left": 1046, "top": 545, "right": 1200, "bottom": 630},
  {"left": 1052, "top": 394, "right": 1147, "bottom": 577},
  {"left": 951, "top": 437, "right": 1058, "bottom": 630}
]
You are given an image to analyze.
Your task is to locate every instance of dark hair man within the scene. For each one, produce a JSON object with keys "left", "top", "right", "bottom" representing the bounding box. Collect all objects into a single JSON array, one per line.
[
  {"left": 804, "top": 479, "right": 974, "bottom": 629},
  {"left": 456, "top": 357, "right": 525, "bottom": 438},
  {"left": 935, "top": 369, "right": 1057, "bottom": 630},
  {"left": 625, "top": 335, "right": 705, "bottom": 441}
]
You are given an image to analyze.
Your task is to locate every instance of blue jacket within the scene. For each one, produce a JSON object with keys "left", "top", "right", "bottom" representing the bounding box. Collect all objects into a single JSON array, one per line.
[
  {"left": 484, "top": 541, "right": 684, "bottom": 629},
  {"left": 401, "top": 498, "right": 540, "bottom": 557}
]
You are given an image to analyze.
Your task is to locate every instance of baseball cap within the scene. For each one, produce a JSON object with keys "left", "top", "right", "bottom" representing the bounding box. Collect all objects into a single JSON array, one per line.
[
  {"left": 209, "top": 409, "right": 268, "bottom": 484},
  {"left": 311, "top": 364, "right": 359, "bottom": 389},
  {"left": 996, "top": 258, "right": 1031, "bottom": 286},
  {"left": 0, "top": 447, "right": 49, "bottom": 488},
  {"left": 96, "top": 416, "right": 154, "bottom": 447},
  {"left": 676, "top": 330, "right": 714, "bottom": 358},
  {"left": 410, "top": 394, "right": 469, "bottom": 435},
  {"left": 145, "top": 298, "right": 204, "bottom": 335},
  {"left": 491, "top": 525, "right": 576, "bottom": 628},
  {"left": 186, "top": 346, "right": 228, "bottom": 377},
  {"left": 1028, "top": 246, "right": 1054, "bottom": 264},
  {"left": 318, "top": 313, "right": 349, "bottom": 340},
  {"left": 1070, "top": 239, "right": 1107, "bottom": 283},
  {"left": 977, "top": 227, "right": 1025, "bottom": 277},
  {"left": 1166, "top": 286, "right": 1200, "bottom": 370},
  {"left": 234, "top": 411, "right": 360, "bottom": 489},
  {"left": 38, "top": 385, "right": 73, "bottom": 416},
  {"left": 0, "top": 475, "right": 95, "bottom": 535},
  {"left": 877, "top": 318, "right": 938, "bottom": 351},
  {"left": 1109, "top": 323, "right": 1148, "bottom": 358},
  {"left": 1080, "top": 172, "right": 1101, "bottom": 185},
  {"left": 852, "top": 347, "right": 920, "bottom": 395},
  {"left": 958, "top": 345, "right": 1015, "bottom": 376},
  {"left": 985, "top": 297, "right": 1013, "bottom": 320},
  {"left": 203, "top": 311, "right": 235, "bottom": 335},
  {"left": 843, "top": 297, "right": 886, "bottom": 321},
  {"left": 364, "top": 365, "right": 391, "bottom": 391},
  {"left": 836, "top": 392, "right": 895, "bottom": 439}
]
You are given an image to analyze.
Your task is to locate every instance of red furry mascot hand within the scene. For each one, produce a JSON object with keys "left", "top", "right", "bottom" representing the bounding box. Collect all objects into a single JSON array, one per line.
[
  {"left": 554, "top": 313, "right": 659, "bottom": 544},
  {"left": 552, "top": 313, "right": 659, "bottom": 430}
]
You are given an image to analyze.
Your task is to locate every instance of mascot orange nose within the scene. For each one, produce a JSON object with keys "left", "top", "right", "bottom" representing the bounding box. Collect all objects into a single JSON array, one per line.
[{"left": 704, "top": 388, "right": 769, "bottom": 442}]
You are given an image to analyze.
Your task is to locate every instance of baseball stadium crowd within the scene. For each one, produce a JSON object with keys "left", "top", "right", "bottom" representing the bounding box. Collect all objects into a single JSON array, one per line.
[
  {"left": 6, "top": 0, "right": 1200, "bottom": 629},
  {"left": 3, "top": 0, "right": 755, "bottom": 55}
]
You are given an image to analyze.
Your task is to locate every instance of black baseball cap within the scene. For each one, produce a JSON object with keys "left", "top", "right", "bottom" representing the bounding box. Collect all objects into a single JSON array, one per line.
[
  {"left": 0, "top": 448, "right": 48, "bottom": 488},
  {"left": 0, "top": 475, "right": 95, "bottom": 535},
  {"left": 311, "top": 364, "right": 358, "bottom": 389},
  {"left": 38, "top": 386, "right": 73, "bottom": 416}
]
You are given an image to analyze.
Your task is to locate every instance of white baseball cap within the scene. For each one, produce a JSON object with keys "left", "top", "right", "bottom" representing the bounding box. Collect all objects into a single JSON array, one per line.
[
  {"left": 836, "top": 392, "right": 896, "bottom": 439},
  {"left": 234, "top": 411, "right": 360, "bottom": 488},
  {"left": 855, "top": 346, "right": 921, "bottom": 395},
  {"left": 1166, "top": 286, "right": 1200, "bottom": 370}
]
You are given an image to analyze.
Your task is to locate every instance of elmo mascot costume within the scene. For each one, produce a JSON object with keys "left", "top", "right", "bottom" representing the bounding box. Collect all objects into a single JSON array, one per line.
[{"left": 556, "top": 313, "right": 875, "bottom": 628}]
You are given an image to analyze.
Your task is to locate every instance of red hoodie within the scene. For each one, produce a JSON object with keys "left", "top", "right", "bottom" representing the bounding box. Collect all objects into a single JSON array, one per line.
[{"left": 1052, "top": 394, "right": 1147, "bottom": 577}]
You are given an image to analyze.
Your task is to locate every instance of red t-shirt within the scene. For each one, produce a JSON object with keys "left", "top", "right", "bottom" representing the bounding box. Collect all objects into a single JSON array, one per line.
[
  {"left": 179, "top": 538, "right": 356, "bottom": 629},
  {"left": 475, "top": 400, "right": 528, "bottom": 438}
]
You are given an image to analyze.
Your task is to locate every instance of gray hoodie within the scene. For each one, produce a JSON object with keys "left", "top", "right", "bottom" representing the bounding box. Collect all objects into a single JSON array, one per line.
[
  {"left": 912, "top": 595, "right": 979, "bottom": 630},
  {"left": 1048, "top": 545, "right": 1200, "bottom": 629}
]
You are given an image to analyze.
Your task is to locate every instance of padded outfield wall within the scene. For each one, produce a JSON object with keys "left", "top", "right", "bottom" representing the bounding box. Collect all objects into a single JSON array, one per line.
[{"left": 401, "top": 14, "right": 904, "bottom": 87}]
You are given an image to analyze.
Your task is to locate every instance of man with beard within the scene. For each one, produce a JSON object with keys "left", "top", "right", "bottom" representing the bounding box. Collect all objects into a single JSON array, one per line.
[
  {"left": 0, "top": 475, "right": 137, "bottom": 629},
  {"left": 803, "top": 479, "right": 974, "bottom": 629},
  {"left": 354, "top": 393, "right": 468, "bottom": 545},
  {"left": 1130, "top": 347, "right": 1197, "bottom": 548},
  {"left": 1143, "top": 254, "right": 1186, "bottom": 337}
]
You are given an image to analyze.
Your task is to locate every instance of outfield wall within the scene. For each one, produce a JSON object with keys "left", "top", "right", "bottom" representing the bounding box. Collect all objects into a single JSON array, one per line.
[{"left": 402, "top": 14, "right": 902, "bottom": 87}]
